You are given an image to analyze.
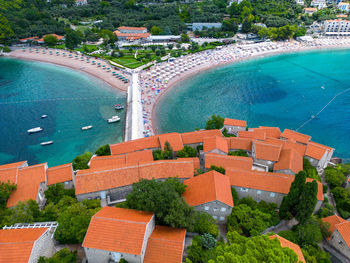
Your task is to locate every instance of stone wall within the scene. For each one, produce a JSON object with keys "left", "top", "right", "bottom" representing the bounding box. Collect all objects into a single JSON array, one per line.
[
  {"left": 28, "top": 229, "right": 56, "bottom": 263},
  {"left": 232, "top": 186, "right": 285, "bottom": 206},
  {"left": 328, "top": 229, "right": 350, "bottom": 260},
  {"left": 194, "top": 201, "right": 232, "bottom": 222}
]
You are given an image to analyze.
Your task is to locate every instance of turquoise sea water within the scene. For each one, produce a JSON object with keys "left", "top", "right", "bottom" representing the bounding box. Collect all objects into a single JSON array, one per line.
[
  {"left": 0, "top": 58, "right": 126, "bottom": 166},
  {"left": 155, "top": 49, "right": 350, "bottom": 160}
]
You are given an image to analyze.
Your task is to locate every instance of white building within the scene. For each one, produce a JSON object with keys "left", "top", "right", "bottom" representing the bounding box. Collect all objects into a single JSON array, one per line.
[
  {"left": 311, "top": 0, "right": 327, "bottom": 9},
  {"left": 338, "top": 2, "right": 350, "bottom": 12},
  {"left": 324, "top": 19, "right": 350, "bottom": 35},
  {"left": 296, "top": 0, "right": 305, "bottom": 5},
  {"left": 76, "top": 0, "right": 88, "bottom": 6}
]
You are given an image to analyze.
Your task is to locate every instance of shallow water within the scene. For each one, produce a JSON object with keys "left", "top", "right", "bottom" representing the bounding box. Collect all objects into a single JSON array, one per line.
[
  {"left": 0, "top": 58, "right": 126, "bottom": 166},
  {"left": 155, "top": 49, "right": 350, "bottom": 160}
]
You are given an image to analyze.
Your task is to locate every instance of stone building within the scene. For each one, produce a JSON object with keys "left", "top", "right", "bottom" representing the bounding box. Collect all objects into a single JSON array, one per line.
[
  {"left": 305, "top": 141, "right": 334, "bottom": 169},
  {"left": 183, "top": 171, "right": 234, "bottom": 222},
  {"left": 46, "top": 163, "right": 74, "bottom": 189},
  {"left": 0, "top": 222, "right": 57, "bottom": 263},
  {"left": 204, "top": 153, "right": 253, "bottom": 171},
  {"left": 252, "top": 141, "right": 282, "bottom": 170},
  {"left": 273, "top": 148, "right": 303, "bottom": 175},
  {"left": 223, "top": 118, "right": 247, "bottom": 135},
  {"left": 226, "top": 137, "right": 253, "bottom": 155}
]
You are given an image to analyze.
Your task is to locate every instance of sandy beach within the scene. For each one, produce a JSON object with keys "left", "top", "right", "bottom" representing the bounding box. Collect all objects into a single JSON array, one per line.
[
  {"left": 140, "top": 38, "right": 350, "bottom": 137},
  {"left": 10, "top": 48, "right": 129, "bottom": 92}
]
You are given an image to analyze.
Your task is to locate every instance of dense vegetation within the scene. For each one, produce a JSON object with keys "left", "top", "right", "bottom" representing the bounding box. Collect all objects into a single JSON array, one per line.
[{"left": 38, "top": 248, "right": 77, "bottom": 263}]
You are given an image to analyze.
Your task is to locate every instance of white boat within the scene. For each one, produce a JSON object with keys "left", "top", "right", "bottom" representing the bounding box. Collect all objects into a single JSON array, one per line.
[
  {"left": 40, "top": 141, "right": 53, "bottom": 146},
  {"left": 27, "top": 127, "right": 43, "bottom": 134},
  {"left": 41, "top": 115, "right": 48, "bottom": 119},
  {"left": 107, "top": 116, "right": 120, "bottom": 123},
  {"left": 81, "top": 125, "right": 93, "bottom": 130}
]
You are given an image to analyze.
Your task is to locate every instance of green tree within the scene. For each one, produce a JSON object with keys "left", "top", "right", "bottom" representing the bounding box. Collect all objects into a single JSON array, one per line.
[
  {"left": 205, "top": 114, "right": 224, "bottom": 130},
  {"left": 209, "top": 165, "right": 225, "bottom": 175},
  {"left": 72, "top": 152, "right": 93, "bottom": 170},
  {"left": 0, "top": 181, "right": 16, "bottom": 208},
  {"left": 0, "top": 14, "right": 14, "bottom": 44},
  {"left": 38, "top": 248, "right": 77, "bottom": 263},
  {"left": 302, "top": 245, "right": 331, "bottom": 263},
  {"left": 187, "top": 235, "right": 217, "bottom": 263},
  {"left": 153, "top": 149, "right": 165, "bottom": 160},
  {"left": 44, "top": 35, "right": 58, "bottom": 47},
  {"left": 65, "top": 29, "right": 82, "bottom": 50},
  {"left": 201, "top": 233, "right": 216, "bottom": 249},
  {"left": 296, "top": 180, "right": 318, "bottom": 224},
  {"left": 95, "top": 144, "right": 111, "bottom": 156},
  {"left": 325, "top": 166, "right": 346, "bottom": 189},
  {"left": 163, "top": 141, "right": 174, "bottom": 159},
  {"left": 177, "top": 146, "right": 197, "bottom": 158},
  {"left": 181, "top": 33, "right": 190, "bottom": 42},
  {"left": 44, "top": 184, "right": 75, "bottom": 205},
  {"left": 228, "top": 150, "right": 248, "bottom": 157},
  {"left": 295, "top": 217, "right": 323, "bottom": 246},
  {"left": 2, "top": 200, "right": 42, "bottom": 226},
  {"left": 151, "top": 26, "right": 163, "bottom": 35}
]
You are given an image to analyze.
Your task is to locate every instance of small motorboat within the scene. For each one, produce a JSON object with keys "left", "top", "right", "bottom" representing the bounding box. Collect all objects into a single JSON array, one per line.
[
  {"left": 40, "top": 141, "right": 53, "bottom": 146},
  {"left": 81, "top": 125, "right": 93, "bottom": 130},
  {"left": 107, "top": 116, "right": 120, "bottom": 123},
  {"left": 28, "top": 127, "right": 43, "bottom": 134},
  {"left": 41, "top": 115, "right": 48, "bottom": 119},
  {"left": 114, "top": 104, "right": 124, "bottom": 110}
]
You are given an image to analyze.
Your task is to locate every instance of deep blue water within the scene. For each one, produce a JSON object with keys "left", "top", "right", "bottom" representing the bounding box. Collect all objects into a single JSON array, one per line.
[
  {"left": 0, "top": 58, "right": 126, "bottom": 166},
  {"left": 155, "top": 49, "right": 350, "bottom": 160}
]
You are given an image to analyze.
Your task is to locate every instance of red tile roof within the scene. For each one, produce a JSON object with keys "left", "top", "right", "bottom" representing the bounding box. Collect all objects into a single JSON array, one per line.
[
  {"left": 253, "top": 141, "right": 282, "bottom": 161},
  {"left": 0, "top": 228, "right": 48, "bottom": 263},
  {"left": 7, "top": 163, "right": 46, "bottom": 207},
  {"left": 183, "top": 170, "right": 233, "bottom": 207},
  {"left": 181, "top": 130, "right": 222, "bottom": 145},
  {"left": 251, "top": 127, "right": 281, "bottom": 139},
  {"left": 284, "top": 140, "right": 307, "bottom": 157},
  {"left": 281, "top": 129, "right": 311, "bottom": 145},
  {"left": 46, "top": 163, "right": 73, "bottom": 185},
  {"left": 227, "top": 137, "right": 252, "bottom": 151},
  {"left": 269, "top": 235, "right": 305, "bottom": 262},
  {"left": 238, "top": 130, "right": 266, "bottom": 141},
  {"left": 118, "top": 26, "right": 147, "bottom": 31},
  {"left": 90, "top": 155, "right": 126, "bottom": 170},
  {"left": 305, "top": 141, "right": 332, "bottom": 160},
  {"left": 224, "top": 118, "right": 247, "bottom": 127},
  {"left": 322, "top": 215, "right": 347, "bottom": 236},
  {"left": 0, "top": 167, "right": 18, "bottom": 185},
  {"left": 75, "top": 160, "right": 194, "bottom": 195},
  {"left": 83, "top": 207, "right": 154, "bottom": 255},
  {"left": 114, "top": 31, "right": 150, "bottom": 39},
  {"left": 0, "top": 161, "right": 27, "bottom": 170},
  {"left": 159, "top": 133, "right": 184, "bottom": 151},
  {"left": 203, "top": 136, "right": 228, "bottom": 154},
  {"left": 334, "top": 221, "right": 350, "bottom": 248},
  {"left": 274, "top": 149, "right": 303, "bottom": 174},
  {"left": 110, "top": 136, "right": 161, "bottom": 155},
  {"left": 227, "top": 169, "right": 323, "bottom": 201},
  {"left": 205, "top": 153, "right": 253, "bottom": 171},
  {"left": 126, "top": 150, "right": 154, "bottom": 164},
  {"left": 144, "top": 226, "right": 186, "bottom": 263}
]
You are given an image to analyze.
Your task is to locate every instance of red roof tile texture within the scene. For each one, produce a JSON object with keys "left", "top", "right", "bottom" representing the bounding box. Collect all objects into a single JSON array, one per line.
[
  {"left": 274, "top": 149, "right": 303, "bottom": 174},
  {"left": 0, "top": 167, "right": 18, "bottom": 185},
  {"left": 183, "top": 170, "right": 233, "bottom": 207},
  {"left": 110, "top": 136, "right": 161, "bottom": 155},
  {"left": 238, "top": 130, "right": 266, "bottom": 141},
  {"left": 205, "top": 153, "right": 253, "bottom": 171},
  {"left": 227, "top": 137, "right": 252, "bottom": 151},
  {"left": 335, "top": 221, "right": 350, "bottom": 248},
  {"left": 181, "top": 130, "right": 222, "bottom": 145},
  {"left": 253, "top": 141, "right": 282, "bottom": 161},
  {"left": 83, "top": 207, "right": 154, "bottom": 255},
  {"left": 305, "top": 141, "right": 332, "bottom": 160},
  {"left": 90, "top": 155, "right": 126, "bottom": 170},
  {"left": 269, "top": 235, "right": 305, "bottom": 262},
  {"left": 46, "top": 163, "right": 73, "bottom": 185},
  {"left": 118, "top": 26, "right": 147, "bottom": 30},
  {"left": 144, "top": 226, "right": 186, "bottom": 263},
  {"left": 0, "top": 228, "right": 48, "bottom": 263},
  {"left": 322, "top": 215, "right": 347, "bottom": 235},
  {"left": 159, "top": 133, "right": 184, "bottom": 151},
  {"left": 7, "top": 163, "right": 46, "bottom": 207},
  {"left": 224, "top": 118, "right": 247, "bottom": 127},
  {"left": 281, "top": 129, "right": 311, "bottom": 145},
  {"left": 251, "top": 127, "right": 281, "bottom": 139},
  {"left": 203, "top": 136, "right": 228, "bottom": 154}
]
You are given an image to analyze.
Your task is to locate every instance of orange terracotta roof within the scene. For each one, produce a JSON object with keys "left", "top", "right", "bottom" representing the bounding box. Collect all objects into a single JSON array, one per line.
[
  {"left": 253, "top": 141, "right": 282, "bottom": 161},
  {"left": 252, "top": 127, "right": 281, "bottom": 139},
  {"left": 0, "top": 161, "right": 27, "bottom": 169},
  {"left": 224, "top": 118, "right": 247, "bottom": 127},
  {"left": 334, "top": 221, "right": 350, "bottom": 248},
  {"left": 181, "top": 130, "right": 222, "bottom": 145},
  {"left": 283, "top": 140, "right": 307, "bottom": 157},
  {"left": 0, "top": 167, "right": 18, "bottom": 184},
  {"left": 7, "top": 163, "right": 46, "bottom": 207},
  {"left": 118, "top": 26, "right": 147, "bottom": 30},
  {"left": 203, "top": 136, "right": 228, "bottom": 154},
  {"left": 227, "top": 137, "right": 252, "bottom": 151},
  {"left": 183, "top": 170, "right": 233, "bottom": 207},
  {"left": 281, "top": 129, "right": 311, "bottom": 145},
  {"left": 83, "top": 207, "right": 154, "bottom": 255},
  {"left": 126, "top": 150, "right": 154, "bottom": 164},
  {"left": 269, "top": 235, "right": 305, "bottom": 262},
  {"left": 114, "top": 31, "right": 150, "bottom": 39},
  {"left": 238, "top": 130, "right": 266, "bottom": 141},
  {"left": 90, "top": 155, "right": 126, "bottom": 170},
  {"left": 264, "top": 137, "right": 285, "bottom": 147},
  {"left": 227, "top": 169, "right": 323, "bottom": 201},
  {"left": 205, "top": 153, "right": 253, "bottom": 171},
  {"left": 180, "top": 157, "right": 200, "bottom": 172},
  {"left": 159, "top": 133, "right": 184, "bottom": 151},
  {"left": 274, "top": 149, "right": 303, "bottom": 174},
  {"left": 305, "top": 141, "right": 332, "bottom": 160},
  {"left": 75, "top": 160, "right": 194, "bottom": 195},
  {"left": 322, "top": 215, "right": 347, "bottom": 235},
  {"left": 46, "top": 163, "right": 73, "bottom": 185},
  {"left": 304, "top": 7, "right": 317, "bottom": 11},
  {"left": 0, "top": 228, "right": 48, "bottom": 263},
  {"left": 144, "top": 226, "right": 186, "bottom": 263},
  {"left": 110, "top": 136, "right": 161, "bottom": 155}
]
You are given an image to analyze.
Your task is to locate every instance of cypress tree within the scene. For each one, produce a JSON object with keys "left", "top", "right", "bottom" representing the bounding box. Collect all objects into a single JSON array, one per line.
[{"left": 296, "top": 180, "right": 318, "bottom": 224}]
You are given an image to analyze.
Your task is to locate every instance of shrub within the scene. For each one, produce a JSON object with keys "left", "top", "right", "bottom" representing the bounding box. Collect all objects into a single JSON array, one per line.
[
  {"left": 228, "top": 150, "right": 248, "bottom": 157},
  {"left": 3, "top": 46, "right": 11, "bottom": 52},
  {"left": 38, "top": 248, "right": 77, "bottom": 263},
  {"left": 196, "top": 145, "right": 203, "bottom": 152},
  {"left": 209, "top": 165, "right": 225, "bottom": 175},
  {"left": 95, "top": 144, "right": 111, "bottom": 156},
  {"left": 177, "top": 146, "right": 197, "bottom": 158},
  {"left": 72, "top": 152, "right": 93, "bottom": 170},
  {"left": 231, "top": 187, "right": 239, "bottom": 205},
  {"left": 201, "top": 233, "right": 216, "bottom": 249}
]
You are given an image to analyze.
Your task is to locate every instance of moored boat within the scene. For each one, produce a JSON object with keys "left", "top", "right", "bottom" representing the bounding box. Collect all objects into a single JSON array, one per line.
[
  {"left": 107, "top": 116, "right": 120, "bottom": 123},
  {"left": 40, "top": 141, "right": 53, "bottom": 146},
  {"left": 28, "top": 127, "right": 43, "bottom": 134},
  {"left": 81, "top": 125, "right": 93, "bottom": 130},
  {"left": 114, "top": 104, "right": 124, "bottom": 110},
  {"left": 41, "top": 115, "right": 48, "bottom": 119}
]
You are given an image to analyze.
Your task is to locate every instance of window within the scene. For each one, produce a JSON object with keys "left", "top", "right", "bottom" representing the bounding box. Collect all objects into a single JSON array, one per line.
[
  {"left": 213, "top": 207, "right": 218, "bottom": 212},
  {"left": 270, "top": 192, "right": 276, "bottom": 198},
  {"left": 240, "top": 188, "right": 248, "bottom": 192},
  {"left": 64, "top": 181, "right": 69, "bottom": 185},
  {"left": 257, "top": 190, "right": 261, "bottom": 195},
  {"left": 204, "top": 206, "right": 209, "bottom": 211},
  {"left": 219, "top": 216, "right": 225, "bottom": 221},
  {"left": 220, "top": 207, "right": 226, "bottom": 212}
]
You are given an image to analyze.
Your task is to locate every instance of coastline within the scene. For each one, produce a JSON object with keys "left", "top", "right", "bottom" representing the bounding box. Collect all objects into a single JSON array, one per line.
[
  {"left": 9, "top": 48, "right": 129, "bottom": 93},
  {"left": 148, "top": 40, "right": 350, "bottom": 136}
]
